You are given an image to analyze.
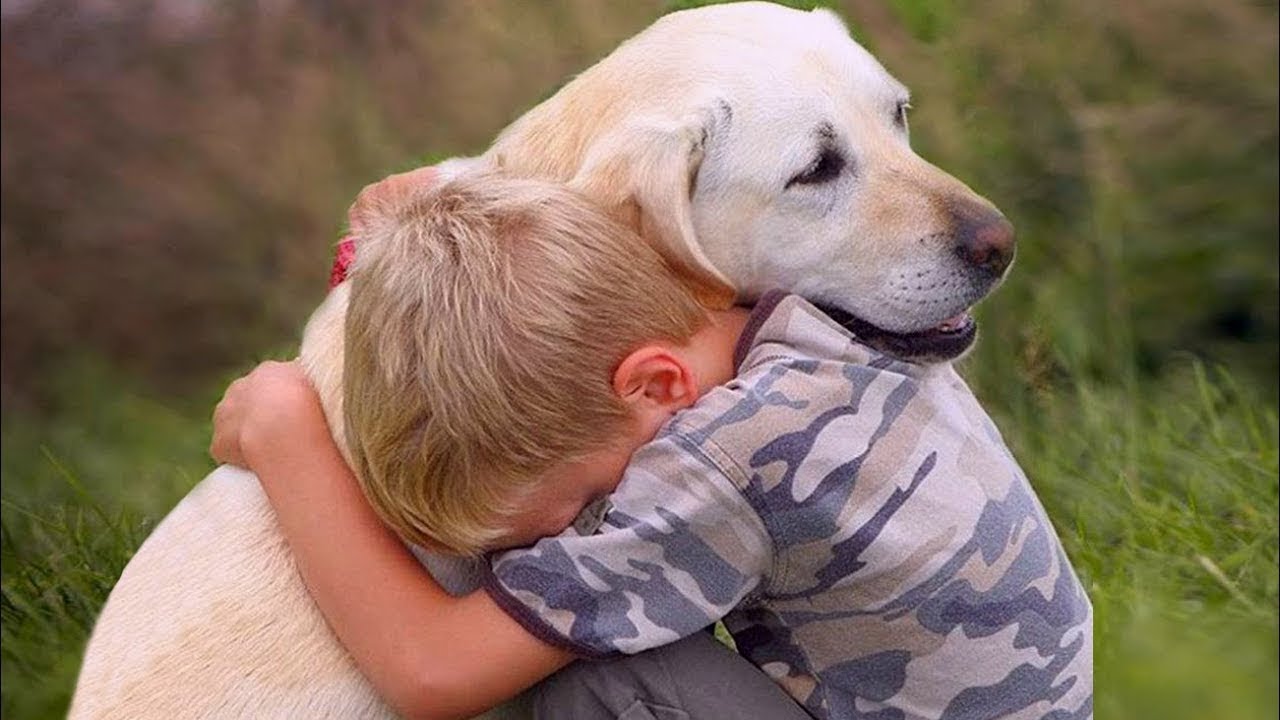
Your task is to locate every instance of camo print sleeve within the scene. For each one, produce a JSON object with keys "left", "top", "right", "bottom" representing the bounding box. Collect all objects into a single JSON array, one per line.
[{"left": 484, "top": 431, "right": 771, "bottom": 658}]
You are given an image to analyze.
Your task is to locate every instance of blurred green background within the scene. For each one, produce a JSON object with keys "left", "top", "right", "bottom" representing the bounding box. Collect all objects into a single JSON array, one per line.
[{"left": 1, "top": 1, "right": 1276, "bottom": 718}]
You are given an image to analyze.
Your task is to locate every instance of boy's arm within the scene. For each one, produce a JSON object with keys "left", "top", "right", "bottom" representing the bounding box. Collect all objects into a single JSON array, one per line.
[
  {"left": 485, "top": 429, "right": 773, "bottom": 658},
  {"left": 212, "top": 361, "right": 572, "bottom": 720}
]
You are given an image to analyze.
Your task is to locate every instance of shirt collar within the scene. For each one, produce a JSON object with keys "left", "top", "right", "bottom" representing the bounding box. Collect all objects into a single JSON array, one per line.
[{"left": 734, "top": 291, "right": 918, "bottom": 375}]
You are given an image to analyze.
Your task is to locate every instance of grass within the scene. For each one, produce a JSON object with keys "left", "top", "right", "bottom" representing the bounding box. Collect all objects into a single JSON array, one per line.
[
  {"left": 980, "top": 364, "right": 1279, "bottom": 720},
  {"left": 1, "top": 501, "right": 151, "bottom": 718},
  {"left": 1, "top": 357, "right": 219, "bottom": 718}
]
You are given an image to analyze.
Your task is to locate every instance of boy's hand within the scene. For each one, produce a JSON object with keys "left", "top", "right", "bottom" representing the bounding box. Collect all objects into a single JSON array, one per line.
[
  {"left": 212, "top": 357, "right": 572, "bottom": 719},
  {"left": 215, "top": 166, "right": 441, "bottom": 469},
  {"left": 209, "top": 359, "right": 328, "bottom": 470}
]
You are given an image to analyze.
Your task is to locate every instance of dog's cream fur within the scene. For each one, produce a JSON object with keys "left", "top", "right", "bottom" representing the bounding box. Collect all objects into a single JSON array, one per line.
[{"left": 69, "top": 4, "right": 1007, "bottom": 719}]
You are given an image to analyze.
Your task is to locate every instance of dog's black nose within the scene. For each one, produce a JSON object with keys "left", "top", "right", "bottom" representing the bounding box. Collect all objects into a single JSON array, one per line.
[{"left": 951, "top": 204, "right": 1015, "bottom": 277}]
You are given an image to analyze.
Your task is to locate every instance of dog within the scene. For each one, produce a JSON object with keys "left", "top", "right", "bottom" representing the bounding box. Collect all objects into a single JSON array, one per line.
[{"left": 69, "top": 3, "right": 1013, "bottom": 718}]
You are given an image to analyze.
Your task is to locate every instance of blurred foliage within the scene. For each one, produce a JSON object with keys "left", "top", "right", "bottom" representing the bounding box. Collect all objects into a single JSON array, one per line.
[
  {"left": 847, "top": 0, "right": 1280, "bottom": 409},
  {"left": 1, "top": 0, "right": 1277, "bottom": 718},
  {"left": 0, "top": 0, "right": 663, "bottom": 406}
]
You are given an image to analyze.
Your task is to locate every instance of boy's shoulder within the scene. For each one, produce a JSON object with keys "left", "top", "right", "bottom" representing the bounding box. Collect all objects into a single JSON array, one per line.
[{"left": 664, "top": 292, "right": 958, "bottom": 482}]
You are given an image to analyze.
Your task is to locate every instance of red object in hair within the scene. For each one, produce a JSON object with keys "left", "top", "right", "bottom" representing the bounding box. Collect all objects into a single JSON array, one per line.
[{"left": 329, "top": 236, "right": 356, "bottom": 289}]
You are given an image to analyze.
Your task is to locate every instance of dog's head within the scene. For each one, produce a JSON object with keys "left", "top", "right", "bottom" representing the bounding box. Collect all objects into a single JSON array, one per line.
[{"left": 489, "top": 2, "right": 1014, "bottom": 362}]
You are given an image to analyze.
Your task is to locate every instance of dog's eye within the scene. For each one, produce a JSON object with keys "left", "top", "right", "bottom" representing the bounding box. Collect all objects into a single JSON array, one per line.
[
  {"left": 894, "top": 100, "right": 912, "bottom": 130},
  {"left": 787, "top": 148, "right": 845, "bottom": 188}
]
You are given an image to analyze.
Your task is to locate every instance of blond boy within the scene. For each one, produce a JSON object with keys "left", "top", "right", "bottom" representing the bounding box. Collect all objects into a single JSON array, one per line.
[
  {"left": 215, "top": 172, "right": 807, "bottom": 719},
  {"left": 340, "top": 173, "right": 708, "bottom": 556},
  {"left": 213, "top": 171, "right": 1092, "bottom": 720}
]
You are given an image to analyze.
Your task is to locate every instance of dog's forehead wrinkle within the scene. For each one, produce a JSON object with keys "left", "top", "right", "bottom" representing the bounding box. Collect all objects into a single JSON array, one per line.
[
  {"left": 716, "top": 99, "right": 733, "bottom": 129},
  {"left": 827, "top": 50, "right": 912, "bottom": 117}
]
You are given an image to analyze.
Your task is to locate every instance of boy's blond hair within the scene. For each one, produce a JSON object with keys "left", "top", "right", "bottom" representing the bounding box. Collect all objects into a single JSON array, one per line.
[{"left": 342, "top": 173, "right": 707, "bottom": 556}]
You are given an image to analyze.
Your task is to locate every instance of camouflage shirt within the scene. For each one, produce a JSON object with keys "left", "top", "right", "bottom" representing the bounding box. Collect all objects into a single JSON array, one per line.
[{"left": 486, "top": 292, "right": 1094, "bottom": 720}]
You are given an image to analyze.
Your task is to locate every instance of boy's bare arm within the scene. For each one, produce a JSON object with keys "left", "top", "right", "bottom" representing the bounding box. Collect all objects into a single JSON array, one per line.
[{"left": 211, "top": 361, "right": 573, "bottom": 720}]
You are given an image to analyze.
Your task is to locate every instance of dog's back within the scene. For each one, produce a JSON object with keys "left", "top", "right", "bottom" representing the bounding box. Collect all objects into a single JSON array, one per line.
[
  {"left": 70, "top": 465, "right": 533, "bottom": 719},
  {"left": 68, "top": 465, "right": 397, "bottom": 719}
]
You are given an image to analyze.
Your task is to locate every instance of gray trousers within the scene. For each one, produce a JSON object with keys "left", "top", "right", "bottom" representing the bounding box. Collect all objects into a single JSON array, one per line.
[{"left": 530, "top": 631, "right": 813, "bottom": 720}]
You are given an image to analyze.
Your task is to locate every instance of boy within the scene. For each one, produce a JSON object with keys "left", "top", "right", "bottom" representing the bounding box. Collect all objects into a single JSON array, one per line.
[{"left": 213, "top": 170, "right": 1092, "bottom": 720}]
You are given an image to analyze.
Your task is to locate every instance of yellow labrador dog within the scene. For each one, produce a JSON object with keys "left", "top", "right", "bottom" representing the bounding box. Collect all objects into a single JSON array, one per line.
[{"left": 69, "top": 3, "right": 1013, "bottom": 719}]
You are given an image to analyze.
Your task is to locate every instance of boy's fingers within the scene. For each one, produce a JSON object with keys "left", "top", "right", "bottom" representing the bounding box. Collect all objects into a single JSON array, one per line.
[
  {"left": 209, "top": 375, "right": 251, "bottom": 462},
  {"left": 209, "top": 395, "right": 236, "bottom": 461}
]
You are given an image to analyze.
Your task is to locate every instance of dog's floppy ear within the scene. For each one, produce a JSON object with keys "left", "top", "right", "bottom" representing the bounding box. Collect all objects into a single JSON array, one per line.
[
  {"left": 569, "top": 113, "right": 736, "bottom": 309},
  {"left": 346, "top": 166, "right": 442, "bottom": 248}
]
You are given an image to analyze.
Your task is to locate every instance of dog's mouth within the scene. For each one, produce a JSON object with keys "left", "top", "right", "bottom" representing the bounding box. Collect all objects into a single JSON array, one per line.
[{"left": 818, "top": 305, "right": 978, "bottom": 362}]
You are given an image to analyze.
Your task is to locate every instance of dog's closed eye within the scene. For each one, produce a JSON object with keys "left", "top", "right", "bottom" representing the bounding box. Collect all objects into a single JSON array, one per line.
[
  {"left": 787, "top": 146, "right": 846, "bottom": 189},
  {"left": 894, "top": 99, "right": 911, "bottom": 131}
]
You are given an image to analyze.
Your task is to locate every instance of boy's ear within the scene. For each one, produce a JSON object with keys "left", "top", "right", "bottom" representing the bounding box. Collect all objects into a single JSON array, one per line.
[{"left": 612, "top": 346, "right": 699, "bottom": 412}]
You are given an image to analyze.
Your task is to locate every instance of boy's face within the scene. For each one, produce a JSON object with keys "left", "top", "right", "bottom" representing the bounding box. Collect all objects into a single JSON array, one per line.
[
  {"left": 494, "top": 306, "right": 750, "bottom": 550},
  {"left": 499, "top": 431, "right": 649, "bottom": 548}
]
